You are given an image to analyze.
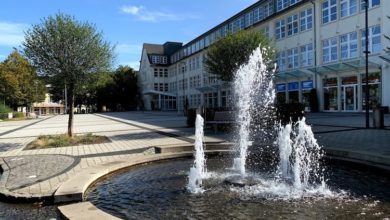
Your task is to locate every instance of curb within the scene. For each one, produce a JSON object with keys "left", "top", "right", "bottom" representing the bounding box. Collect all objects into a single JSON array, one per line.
[{"left": 323, "top": 147, "right": 390, "bottom": 171}]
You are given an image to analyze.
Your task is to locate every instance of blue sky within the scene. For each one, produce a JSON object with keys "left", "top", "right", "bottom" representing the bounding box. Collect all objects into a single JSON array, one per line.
[{"left": 0, "top": 0, "right": 256, "bottom": 70}]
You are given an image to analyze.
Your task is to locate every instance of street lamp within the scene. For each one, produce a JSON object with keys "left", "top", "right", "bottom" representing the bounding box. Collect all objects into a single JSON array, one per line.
[{"left": 364, "top": 0, "right": 370, "bottom": 128}]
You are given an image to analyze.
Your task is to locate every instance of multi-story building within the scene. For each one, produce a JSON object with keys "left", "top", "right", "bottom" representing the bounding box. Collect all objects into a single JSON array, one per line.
[{"left": 138, "top": 0, "right": 390, "bottom": 113}]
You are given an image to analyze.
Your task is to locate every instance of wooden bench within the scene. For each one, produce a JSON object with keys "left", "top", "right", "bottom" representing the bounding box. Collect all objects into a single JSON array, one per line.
[{"left": 206, "top": 111, "right": 235, "bottom": 132}]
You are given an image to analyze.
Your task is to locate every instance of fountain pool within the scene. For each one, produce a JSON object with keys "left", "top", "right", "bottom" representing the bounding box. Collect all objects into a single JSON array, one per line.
[{"left": 86, "top": 154, "right": 390, "bottom": 219}]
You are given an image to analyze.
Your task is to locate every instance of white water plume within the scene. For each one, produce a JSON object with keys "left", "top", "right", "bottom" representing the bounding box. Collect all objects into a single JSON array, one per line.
[
  {"left": 233, "top": 46, "right": 275, "bottom": 176},
  {"left": 188, "top": 114, "right": 207, "bottom": 193}
]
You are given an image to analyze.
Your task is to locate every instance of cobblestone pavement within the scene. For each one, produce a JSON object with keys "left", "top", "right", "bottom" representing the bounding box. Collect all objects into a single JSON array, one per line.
[
  {"left": 0, "top": 113, "right": 207, "bottom": 199},
  {"left": 0, "top": 111, "right": 389, "bottom": 201}
]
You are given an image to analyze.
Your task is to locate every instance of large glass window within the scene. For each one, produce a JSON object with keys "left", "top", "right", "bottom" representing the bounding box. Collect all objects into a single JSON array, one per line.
[
  {"left": 300, "top": 43, "right": 313, "bottom": 67},
  {"left": 322, "top": 37, "right": 338, "bottom": 63},
  {"left": 275, "top": 19, "right": 286, "bottom": 40},
  {"left": 322, "top": 0, "right": 337, "bottom": 24},
  {"left": 287, "top": 48, "right": 299, "bottom": 69},
  {"left": 300, "top": 8, "right": 313, "bottom": 32},
  {"left": 361, "top": 25, "right": 381, "bottom": 54},
  {"left": 341, "top": 0, "right": 357, "bottom": 18},
  {"left": 287, "top": 14, "right": 298, "bottom": 36},
  {"left": 360, "top": 0, "right": 380, "bottom": 10},
  {"left": 323, "top": 78, "right": 338, "bottom": 110},
  {"left": 277, "top": 51, "right": 286, "bottom": 71},
  {"left": 340, "top": 32, "right": 358, "bottom": 60}
]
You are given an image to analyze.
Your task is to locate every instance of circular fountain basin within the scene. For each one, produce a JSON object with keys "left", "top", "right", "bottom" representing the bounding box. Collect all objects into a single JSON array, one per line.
[{"left": 86, "top": 154, "right": 390, "bottom": 219}]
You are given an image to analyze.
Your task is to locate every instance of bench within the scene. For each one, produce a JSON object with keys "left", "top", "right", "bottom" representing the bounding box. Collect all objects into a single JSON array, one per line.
[{"left": 206, "top": 111, "right": 235, "bottom": 132}]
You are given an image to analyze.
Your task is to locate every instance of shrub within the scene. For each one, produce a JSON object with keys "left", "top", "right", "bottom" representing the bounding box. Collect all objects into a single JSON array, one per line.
[
  {"left": 186, "top": 109, "right": 197, "bottom": 127},
  {"left": 13, "top": 112, "right": 25, "bottom": 118},
  {"left": 276, "top": 102, "right": 305, "bottom": 125},
  {"left": 309, "top": 88, "right": 319, "bottom": 112}
]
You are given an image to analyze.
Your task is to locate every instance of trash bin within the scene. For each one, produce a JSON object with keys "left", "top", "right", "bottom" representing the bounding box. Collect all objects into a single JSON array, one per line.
[{"left": 373, "top": 107, "right": 384, "bottom": 129}]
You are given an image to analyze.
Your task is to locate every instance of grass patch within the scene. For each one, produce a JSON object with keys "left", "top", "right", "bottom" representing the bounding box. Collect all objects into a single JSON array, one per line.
[{"left": 26, "top": 133, "right": 110, "bottom": 150}]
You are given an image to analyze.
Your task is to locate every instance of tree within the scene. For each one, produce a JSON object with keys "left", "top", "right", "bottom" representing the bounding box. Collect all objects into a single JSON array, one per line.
[
  {"left": 0, "top": 50, "right": 46, "bottom": 108},
  {"left": 23, "top": 13, "right": 114, "bottom": 137},
  {"left": 204, "top": 30, "right": 275, "bottom": 81},
  {"left": 111, "top": 66, "right": 139, "bottom": 111}
]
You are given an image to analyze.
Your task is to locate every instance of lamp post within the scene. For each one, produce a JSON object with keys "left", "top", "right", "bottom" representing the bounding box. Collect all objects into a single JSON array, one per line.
[{"left": 364, "top": 0, "right": 370, "bottom": 128}]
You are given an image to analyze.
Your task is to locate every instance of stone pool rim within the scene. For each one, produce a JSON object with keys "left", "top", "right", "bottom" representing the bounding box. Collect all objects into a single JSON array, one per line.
[{"left": 54, "top": 143, "right": 390, "bottom": 220}]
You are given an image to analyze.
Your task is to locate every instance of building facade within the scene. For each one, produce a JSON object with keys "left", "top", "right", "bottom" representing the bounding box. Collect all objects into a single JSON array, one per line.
[{"left": 138, "top": 0, "right": 390, "bottom": 113}]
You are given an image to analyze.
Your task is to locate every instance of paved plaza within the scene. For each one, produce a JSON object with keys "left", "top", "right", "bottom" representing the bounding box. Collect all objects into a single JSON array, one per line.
[{"left": 0, "top": 111, "right": 389, "bottom": 201}]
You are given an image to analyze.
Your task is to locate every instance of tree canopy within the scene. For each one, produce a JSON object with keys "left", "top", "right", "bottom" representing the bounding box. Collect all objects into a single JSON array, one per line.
[
  {"left": 0, "top": 50, "right": 46, "bottom": 108},
  {"left": 23, "top": 13, "right": 115, "bottom": 137},
  {"left": 204, "top": 30, "right": 275, "bottom": 81}
]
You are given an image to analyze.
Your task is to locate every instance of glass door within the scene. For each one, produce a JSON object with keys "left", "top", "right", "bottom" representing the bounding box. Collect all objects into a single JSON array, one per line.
[{"left": 342, "top": 85, "right": 357, "bottom": 111}]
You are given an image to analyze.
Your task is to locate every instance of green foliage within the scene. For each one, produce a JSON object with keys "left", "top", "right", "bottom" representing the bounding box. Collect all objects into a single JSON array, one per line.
[
  {"left": 23, "top": 13, "right": 115, "bottom": 137},
  {"left": 0, "top": 50, "right": 46, "bottom": 107},
  {"left": 0, "top": 104, "right": 13, "bottom": 113},
  {"left": 204, "top": 30, "right": 275, "bottom": 81}
]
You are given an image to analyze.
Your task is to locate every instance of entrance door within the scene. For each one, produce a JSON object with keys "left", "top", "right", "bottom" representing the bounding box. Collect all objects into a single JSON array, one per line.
[{"left": 342, "top": 85, "right": 357, "bottom": 111}]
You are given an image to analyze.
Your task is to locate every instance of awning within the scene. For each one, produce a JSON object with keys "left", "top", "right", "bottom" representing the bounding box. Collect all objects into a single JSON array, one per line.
[
  {"left": 275, "top": 69, "right": 312, "bottom": 79},
  {"left": 308, "top": 58, "right": 381, "bottom": 75},
  {"left": 379, "top": 53, "right": 390, "bottom": 63},
  {"left": 143, "top": 90, "right": 176, "bottom": 97}
]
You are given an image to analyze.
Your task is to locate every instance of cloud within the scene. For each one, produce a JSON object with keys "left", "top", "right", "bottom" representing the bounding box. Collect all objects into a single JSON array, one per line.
[
  {"left": 120, "top": 5, "right": 198, "bottom": 22},
  {"left": 121, "top": 6, "right": 141, "bottom": 15},
  {"left": 0, "top": 21, "right": 29, "bottom": 47}
]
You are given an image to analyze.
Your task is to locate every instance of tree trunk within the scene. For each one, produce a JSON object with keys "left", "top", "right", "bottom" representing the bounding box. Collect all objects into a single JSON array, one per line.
[{"left": 67, "top": 86, "right": 75, "bottom": 137}]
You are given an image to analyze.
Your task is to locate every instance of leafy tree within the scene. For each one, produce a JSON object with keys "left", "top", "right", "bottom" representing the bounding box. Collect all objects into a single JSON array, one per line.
[
  {"left": 204, "top": 30, "right": 275, "bottom": 81},
  {"left": 23, "top": 13, "right": 115, "bottom": 137},
  {"left": 111, "top": 65, "right": 139, "bottom": 111},
  {"left": 0, "top": 50, "right": 46, "bottom": 108}
]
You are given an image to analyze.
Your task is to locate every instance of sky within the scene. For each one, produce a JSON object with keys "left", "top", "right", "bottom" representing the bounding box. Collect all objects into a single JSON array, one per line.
[{"left": 0, "top": 0, "right": 257, "bottom": 71}]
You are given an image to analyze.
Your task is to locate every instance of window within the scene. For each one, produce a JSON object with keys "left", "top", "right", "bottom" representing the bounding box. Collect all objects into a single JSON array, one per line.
[
  {"left": 361, "top": 25, "right": 381, "bottom": 54},
  {"left": 322, "top": 37, "right": 338, "bottom": 63},
  {"left": 275, "top": 19, "right": 286, "bottom": 40},
  {"left": 361, "top": 0, "right": 380, "bottom": 10},
  {"left": 276, "top": 51, "right": 286, "bottom": 71},
  {"left": 300, "top": 43, "right": 313, "bottom": 67},
  {"left": 287, "top": 14, "right": 298, "bottom": 36},
  {"left": 154, "top": 68, "right": 158, "bottom": 77},
  {"left": 341, "top": 0, "right": 357, "bottom": 18},
  {"left": 287, "top": 48, "right": 299, "bottom": 69},
  {"left": 277, "top": 0, "right": 289, "bottom": 12},
  {"left": 300, "top": 8, "right": 313, "bottom": 31},
  {"left": 340, "top": 32, "right": 358, "bottom": 60},
  {"left": 245, "top": 12, "right": 252, "bottom": 27},
  {"left": 262, "top": 26, "right": 270, "bottom": 38},
  {"left": 164, "top": 69, "right": 168, "bottom": 77},
  {"left": 253, "top": 7, "right": 260, "bottom": 23},
  {"left": 322, "top": 0, "right": 337, "bottom": 24},
  {"left": 154, "top": 83, "right": 158, "bottom": 91}
]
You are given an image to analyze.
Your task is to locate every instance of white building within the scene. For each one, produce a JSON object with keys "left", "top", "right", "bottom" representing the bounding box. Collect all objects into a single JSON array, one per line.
[{"left": 138, "top": 0, "right": 390, "bottom": 113}]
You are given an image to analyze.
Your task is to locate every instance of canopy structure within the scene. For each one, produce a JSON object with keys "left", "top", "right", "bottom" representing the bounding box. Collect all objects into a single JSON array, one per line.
[
  {"left": 275, "top": 69, "right": 312, "bottom": 79},
  {"left": 308, "top": 58, "right": 381, "bottom": 75}
]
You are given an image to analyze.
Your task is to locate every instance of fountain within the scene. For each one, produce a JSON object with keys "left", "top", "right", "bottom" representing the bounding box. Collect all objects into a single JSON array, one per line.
[
  {"left": 187, "top": 114, "right": 206, "bottom": 193},
  {"left": 86, "top": 46, "right": 390, "bottom": 219}
]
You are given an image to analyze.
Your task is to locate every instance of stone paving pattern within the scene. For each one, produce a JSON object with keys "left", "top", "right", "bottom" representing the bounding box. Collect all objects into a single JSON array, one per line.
[{"left": 0, "top": 111, "right": 389, "bottom": 200}]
